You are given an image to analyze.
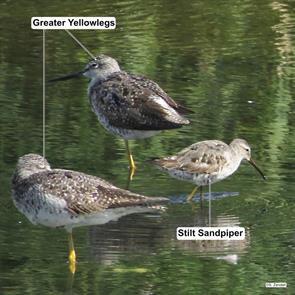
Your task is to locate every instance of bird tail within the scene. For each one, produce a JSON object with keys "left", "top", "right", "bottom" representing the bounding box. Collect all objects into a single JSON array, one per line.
[
  {"left": 163, "top": 108, "right": 190, "bottom": 126},
  {"left": 144, "top": 196, "right": 168, "bottom": 211}
]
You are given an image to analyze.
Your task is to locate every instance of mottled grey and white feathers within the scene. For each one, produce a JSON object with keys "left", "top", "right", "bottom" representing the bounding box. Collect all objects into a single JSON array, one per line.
[
  {"left": 151, "top": 139, "right": 261, "bottom": 186},
  {"left": 152, "top": 140, "right": 232, "bottom": 174},
  {"left": 89, "top": 71, "right": 190, "bottom": 131},
  {"left": 12, "top": 154, "right": 168, "bottom": 217},
  {"left": 49, "top": 54, "right": 190, "bottom": 140},
  {"left": 86, "top": 55, "right": 190, "bottom": 132}
]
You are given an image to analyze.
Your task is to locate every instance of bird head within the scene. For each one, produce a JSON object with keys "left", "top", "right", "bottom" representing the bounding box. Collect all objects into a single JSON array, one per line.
[
  {"left": 15, "top": 154, "right": 51, "bottom": 180},
  {"left": 48, "top": 55, "right": 120, "bottom": 83},
  {"left": 231, "top": 139, "right": 266, "bottom": 180},
  {"left": 83, "top": 55, "right": 120, "bottom": 79}
]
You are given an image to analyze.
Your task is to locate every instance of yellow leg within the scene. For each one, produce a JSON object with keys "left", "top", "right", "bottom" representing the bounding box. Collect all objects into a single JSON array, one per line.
[
  {"left": 187, "top": 186, "right": 198, "bottom": 202},
  {"left": 68, "top": 231, "right": 76, "bottom": 274},
  {"left": 124, "top": 140, "right": 136, "bottom": 179}
]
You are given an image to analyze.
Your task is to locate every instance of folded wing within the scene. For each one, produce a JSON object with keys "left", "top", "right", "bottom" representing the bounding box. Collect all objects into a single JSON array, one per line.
[
  {"left": 27, "top": 169, "right": 168, "bottom": 215},
  {"left": 89, "top": 72, "right": 190, "bottom": 130}
]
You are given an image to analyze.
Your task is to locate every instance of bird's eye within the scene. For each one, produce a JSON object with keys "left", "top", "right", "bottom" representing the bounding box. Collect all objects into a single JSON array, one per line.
[{"left": 90, "top": 63, "right": 99, "bottom": 68}]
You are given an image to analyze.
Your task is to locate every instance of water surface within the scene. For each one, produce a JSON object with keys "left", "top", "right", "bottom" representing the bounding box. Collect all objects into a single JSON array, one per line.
[{"left": 0, "top": 0, "right": 295, "bottom": 294}]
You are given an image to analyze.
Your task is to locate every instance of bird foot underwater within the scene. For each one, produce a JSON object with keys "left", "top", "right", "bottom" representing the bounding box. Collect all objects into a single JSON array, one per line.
[{"left": 68, "top": 250, "right": 76, "bottom": 274}]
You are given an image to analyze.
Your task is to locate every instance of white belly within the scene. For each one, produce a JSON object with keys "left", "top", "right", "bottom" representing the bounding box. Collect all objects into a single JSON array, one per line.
[
  {"left": 166, "top": 160, "right": 242, "bottom": 186},
  {"left": 98, "top": 113, "right": 160, "bottom": 139},
  {"left": 12, "top": 189, "right": 158, "bottom": 231}
]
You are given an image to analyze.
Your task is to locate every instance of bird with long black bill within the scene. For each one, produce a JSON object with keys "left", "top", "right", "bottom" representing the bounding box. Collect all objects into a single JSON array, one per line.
[
  {"left": 11, "top": 154, "right": 168, "bottom": 273},
  {"left": 151, "top": 139, "right": 266, "bottom": 202},
  {"left": 49, "top": 55, "right": 190, "bottom": 178}
]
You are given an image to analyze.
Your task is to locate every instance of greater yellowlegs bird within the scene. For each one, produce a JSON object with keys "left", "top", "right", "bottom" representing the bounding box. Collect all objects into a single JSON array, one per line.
[
  {"left": 11, "top": 154, "right": 168, "bottom": 273},
  {"left": 49, "top": 55, "right": 190, "bottom": 177},
  {"left": 151, "top": 139, "right": 266, "bottom": 202}
]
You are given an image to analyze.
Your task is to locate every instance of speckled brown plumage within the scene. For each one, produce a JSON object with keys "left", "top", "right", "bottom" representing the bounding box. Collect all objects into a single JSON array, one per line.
[
  {"left": 157, "top": 140, "right": 229, "bottom": 174},
  {"left": 49, "top": 55, "right": 191, "bottom": 171},
  {"left": 89, "top": 70, "right": 190, "bottom": 131},
  {"left": 12, "top": 154, "right": 168, "bottom": 229},
  {"left": 50, "top": 55, "right": 190, "bottom": 139},
  {"left": 16, "top": 169, "right": 167, "bottom": 214},
  {"left": 151, "top": 139, "right": 265, "bottom": 186}
]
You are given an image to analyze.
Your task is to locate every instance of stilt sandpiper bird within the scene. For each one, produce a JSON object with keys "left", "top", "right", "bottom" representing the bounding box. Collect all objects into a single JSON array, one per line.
[
  {"left": 151, "top": 139, "right": 266, "bottom": 202},
  {"left": 49, "top": 55, "right": 190, "bottom": 177},
  {"left": 11, "top": 154, "right": 168, "bottom": 273}
]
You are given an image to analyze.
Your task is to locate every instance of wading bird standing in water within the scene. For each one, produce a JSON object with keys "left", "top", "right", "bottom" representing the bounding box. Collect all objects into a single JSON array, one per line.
[
  {"left": 151, "top": 139, "right": 266, "bottom": 202},
  {"left": 11, "top": 154, "right": 168, "bottom": 273},
  {"left": 50, "top": 55, "right": 190, "bottom": 179}
]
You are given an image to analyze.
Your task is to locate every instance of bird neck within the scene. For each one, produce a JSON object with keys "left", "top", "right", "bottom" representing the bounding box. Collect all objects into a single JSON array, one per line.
[
  {"left": 87, "top": 70, "right": 120, "bottom": 92},
  {"left": 88, "top": 76, "right": 103, "bottom": 89},
  {"left": 229, "top": 144, "right": 244, "bottom": 164},
  {"left": 12, "top": 169, "right": 31, "bottom": 185},
  {"left": 13, "top": 165, "right": 50, "bottom": 183}
]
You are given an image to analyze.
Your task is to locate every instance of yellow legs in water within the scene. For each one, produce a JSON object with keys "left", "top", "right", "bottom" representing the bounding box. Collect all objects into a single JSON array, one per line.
[
  {"left": 124, "top": 140, "right": 136, "bottom": 181},
  {"left": 187, "top": 186, "right": 203, "bottom": 203},
  {"left": 68, "top": 229, "right": 76, "bottom": 274}
]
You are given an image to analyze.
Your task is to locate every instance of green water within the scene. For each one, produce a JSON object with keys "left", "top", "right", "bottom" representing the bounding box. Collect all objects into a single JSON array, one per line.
[{"left": 1, "top": 0, "right": 295, "bottom": 294}]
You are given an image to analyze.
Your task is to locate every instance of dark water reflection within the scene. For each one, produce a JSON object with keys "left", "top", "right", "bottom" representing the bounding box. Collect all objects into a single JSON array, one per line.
[
  {"left": 88, "top": 206, "right": 249, "bottom": 264},
  {"left": 1, "top": 0, "right": 295, "bottom": 294}
]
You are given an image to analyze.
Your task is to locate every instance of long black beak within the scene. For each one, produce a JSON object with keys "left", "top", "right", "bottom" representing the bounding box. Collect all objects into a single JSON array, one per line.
[
  {"left": 48, "top": 69, "right": 86, "bottom": 83},
  {"left": 248, "top": 158, "right": 266, "bottom": 180}
]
